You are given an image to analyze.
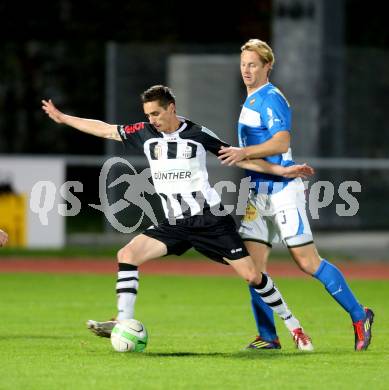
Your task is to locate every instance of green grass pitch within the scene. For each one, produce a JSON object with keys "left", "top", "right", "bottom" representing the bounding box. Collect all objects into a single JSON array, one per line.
[{"left": 0, "top": 273, "right": 388, "bottom": 389}]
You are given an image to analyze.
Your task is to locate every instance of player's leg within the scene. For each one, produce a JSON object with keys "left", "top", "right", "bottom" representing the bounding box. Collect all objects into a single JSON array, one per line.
[
  {"left": 243, "top": 240, "right": 280, "bottom": 349},
  {"left": 239, "top": 197, "right": 280, "bottom": 349},
  {"left": 87, "top": 233, "right": 168, "bottom": 337},
  {"left": 281, "top": 202, "right": 374, "bottom": 351},
  {"left": 115, "top": 234, "right": 168, "bottom": 320},
  {"left": 240, "top": 194, "right": 311, "bottom": 350},
  {"left": 289, "top": 243, "right": 374, "bottom": 350},
  {"left": 261, "top": 204, "right": 317, "bottom": 350},
  {"left": 225, "top": 254, "right": 312, "bottom": 350},
  {"left": 227, "top": 255, "right": 291, "bottom": 322},
  {"left": 191, "top": 211, "right": 313, "bottom": 350},
  {"left": 276, "top": 183, "right": 366, "bottom": 318}
]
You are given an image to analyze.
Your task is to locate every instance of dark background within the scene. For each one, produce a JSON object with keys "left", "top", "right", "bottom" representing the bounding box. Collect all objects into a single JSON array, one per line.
[{"left": 1, "top": 0, "right": 387, "bottom": 155}]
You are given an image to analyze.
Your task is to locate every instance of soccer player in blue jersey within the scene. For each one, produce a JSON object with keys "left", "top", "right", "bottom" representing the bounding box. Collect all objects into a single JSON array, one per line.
[{"left": 218, "top": 39, "right": 374, "bottom": 351}]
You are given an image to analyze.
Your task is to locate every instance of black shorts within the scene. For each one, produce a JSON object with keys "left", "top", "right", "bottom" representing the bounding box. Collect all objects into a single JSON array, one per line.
[{"left": 142, "top": 210, "right": 249, "bottom": 265}]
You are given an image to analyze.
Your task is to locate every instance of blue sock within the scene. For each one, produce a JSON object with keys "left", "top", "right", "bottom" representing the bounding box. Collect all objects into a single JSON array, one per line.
[
  {"left": 313, "top": 259, "right": 365, "bottom": 322},
  {"left": 249, "top": 285, "right": 278, "bottom": 341}
]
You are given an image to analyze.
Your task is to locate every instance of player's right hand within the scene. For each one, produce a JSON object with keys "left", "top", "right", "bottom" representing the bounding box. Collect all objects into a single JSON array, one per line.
[
  {"left": 283, "top": 164, "right": 315, "bottom": 178},
  {"left": 41, "top": 99, "right": 65, "bottom": 124},
  {"left": 0, "top": 229, "right": 8, "bottom": 247}
]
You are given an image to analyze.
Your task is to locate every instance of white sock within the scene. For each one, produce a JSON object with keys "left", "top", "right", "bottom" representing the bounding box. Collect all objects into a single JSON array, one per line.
[
  {"left": 116, "top": 267, "right": 139, "bottom": 321},
  {"left": 254, "top": 273, "right": 301, "bottom": 332}
]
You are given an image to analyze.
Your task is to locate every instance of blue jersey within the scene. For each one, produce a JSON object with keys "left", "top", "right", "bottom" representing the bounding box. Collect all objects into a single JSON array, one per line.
[{"left": 238, "top": 82, "right": 295, "bottom": 194}]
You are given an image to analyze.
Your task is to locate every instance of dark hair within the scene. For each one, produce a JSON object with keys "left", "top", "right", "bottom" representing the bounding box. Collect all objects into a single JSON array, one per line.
[{"left": 141, "top": 85, "right": 176, "bottom": 108}]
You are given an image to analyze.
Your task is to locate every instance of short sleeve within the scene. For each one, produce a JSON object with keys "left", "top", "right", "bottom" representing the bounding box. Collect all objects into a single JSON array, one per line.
[
  {"left": 197, "top": 126, "right": 230, "bottom": 156},
  {"left": 117, "top": 122, "right": 149, "bottom": 151},
  {"left": 261, "top": 92, "right": 291, "bottom": 136}
]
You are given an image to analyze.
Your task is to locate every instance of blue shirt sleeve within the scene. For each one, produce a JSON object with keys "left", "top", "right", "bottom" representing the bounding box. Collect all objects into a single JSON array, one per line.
[{"left": 260, "top": 91, "right": 291, "bottom": 136}]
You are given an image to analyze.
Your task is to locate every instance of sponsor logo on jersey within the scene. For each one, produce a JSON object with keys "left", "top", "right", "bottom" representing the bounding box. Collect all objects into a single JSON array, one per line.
[
  {"left": 182, "top": 145, "right": 193, "bottom": 159},
  {"left": 153, "top": 170, "right": 191, "bottom": 180},
  {"left": 243, "top": 202, "right": 258, "bottom": 222},
  {"left": 154, "top": 144, "right": 163, "bottom": 159},
  {"left": 266, "top": 107, "right": 282, "bottom": 129},
  {"left": 165, "top": 135, "right": 178, "bottom": 141},
  {"left": 124, "top": 122, "right": 144, "bottom": 134}
]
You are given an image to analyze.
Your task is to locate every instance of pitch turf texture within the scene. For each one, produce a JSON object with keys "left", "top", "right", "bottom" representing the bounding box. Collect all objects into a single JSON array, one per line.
[{"left": 0, "top": 273, "right": 387, "bottom": 390}]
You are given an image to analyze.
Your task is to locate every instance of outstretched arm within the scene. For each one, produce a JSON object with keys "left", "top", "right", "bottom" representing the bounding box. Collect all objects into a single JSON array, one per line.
[
  {"left": 41, "top": 99, "right": 121, "bottom": 141},
  {"left": 236, "top": 158, "right": 314, "bottom": 179},
  {"left": 0, "top": 229, "right": 8, "bottom": 247}
]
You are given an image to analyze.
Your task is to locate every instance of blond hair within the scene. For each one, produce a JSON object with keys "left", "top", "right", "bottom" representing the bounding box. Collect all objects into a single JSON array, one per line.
[{"left": 241, "top": 39, "right": 275, "bottom": 68}]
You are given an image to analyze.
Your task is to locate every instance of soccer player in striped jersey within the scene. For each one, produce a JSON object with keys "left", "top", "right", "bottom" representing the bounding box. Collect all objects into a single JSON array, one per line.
[
  {"left": 42, "top": 85, "right": 314, "bottom": 349},
  {"left": 218, "top": 39, "right": 374, "bottom": 351},
  {"left": 0, "top": 229, "right": 8, "bottom": 247}
]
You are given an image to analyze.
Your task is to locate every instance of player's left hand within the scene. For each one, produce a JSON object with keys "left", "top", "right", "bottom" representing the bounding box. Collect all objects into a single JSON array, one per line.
[
  {"left": 218, "top": 146, "right": 246, "bottom": 165},
  {"left": 283, "top": 164, "right": 315, "bottom": 178}
]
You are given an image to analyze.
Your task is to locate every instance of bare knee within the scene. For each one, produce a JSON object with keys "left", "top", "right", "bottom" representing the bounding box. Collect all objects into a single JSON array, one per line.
[
  {"left": 291, "top": 252, "right": 321, "bottom": 274},
  {"left": 244, "top": 270, "right": 262, "bottom": 286},
  {"left": 288, "top": 244, "right": 321, "bottom": 275},
  {"left": 117, "top": 245, "right": 137, "bottom": 265},
  {"left": 227, "top": 256, "right": 263, "bottom": 285}
]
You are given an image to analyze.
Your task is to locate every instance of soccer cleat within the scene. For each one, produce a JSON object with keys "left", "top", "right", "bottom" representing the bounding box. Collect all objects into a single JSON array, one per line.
[
  {"left": 87, "top": 319, "right": 117, "bottom": 338},
  {"left": 353, "top": 307, "right": 374, "bottom": 351},
  {"left": 246, "top": 336, "right": 282, "bottom": 350},
  {"left": 291, "top": 328, "right": 314, "bottom": 351}
]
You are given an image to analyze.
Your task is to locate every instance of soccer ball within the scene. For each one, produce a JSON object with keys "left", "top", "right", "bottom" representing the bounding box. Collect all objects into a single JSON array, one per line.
[{"left": 110, "top": 319, "right": 148, "bottom": 352}]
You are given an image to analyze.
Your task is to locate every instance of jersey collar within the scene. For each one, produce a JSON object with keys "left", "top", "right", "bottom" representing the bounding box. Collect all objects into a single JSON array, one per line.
[
  {"left": 162, "top": 117, "right": 187, "bottom": 138},
  {"left": 246, "top": 82, "right": 270, "bottom": 99}
]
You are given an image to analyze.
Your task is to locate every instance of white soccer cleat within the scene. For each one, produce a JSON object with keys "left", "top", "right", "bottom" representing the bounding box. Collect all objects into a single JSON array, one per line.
[
  {"left": 87, "top": 319, "right": 117, "bottom": 338},
  {"left": 291, "top": 328, "right": 314, "bottom": 351}
]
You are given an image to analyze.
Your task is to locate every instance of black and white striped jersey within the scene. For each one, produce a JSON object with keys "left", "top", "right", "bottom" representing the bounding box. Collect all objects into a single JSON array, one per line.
[{"left": 117, "top": 118, "right": 229, "bottom": 220}]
